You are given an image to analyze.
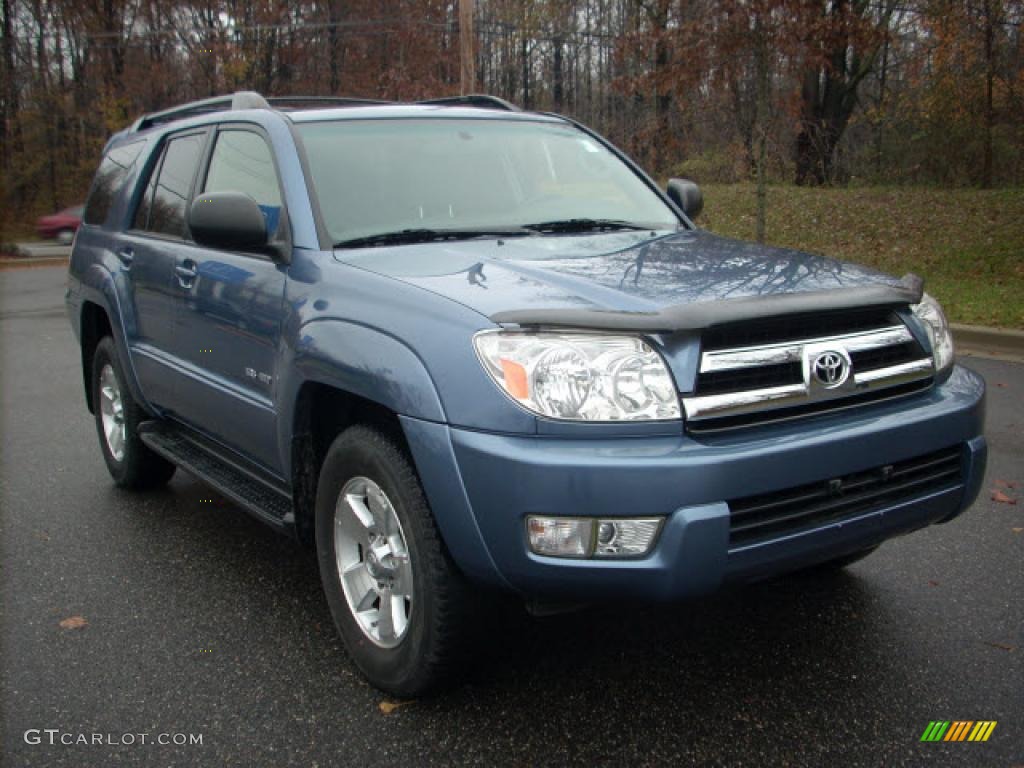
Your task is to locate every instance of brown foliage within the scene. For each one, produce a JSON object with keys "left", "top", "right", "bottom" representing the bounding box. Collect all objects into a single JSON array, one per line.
[{"left": 1, "top": 0, "right": 1022, "bottom": 240}]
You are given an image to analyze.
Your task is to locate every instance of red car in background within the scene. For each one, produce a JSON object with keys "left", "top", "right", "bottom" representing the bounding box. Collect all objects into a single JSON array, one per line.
[{"left": 36, "top": 205, "right": 84, "bottom": 244}]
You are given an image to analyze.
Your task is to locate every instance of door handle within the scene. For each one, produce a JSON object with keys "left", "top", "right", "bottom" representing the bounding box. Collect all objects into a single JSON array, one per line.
[
  {"left": 175, "top": 260, "right": 198, "bottom": 288},
  {"left": 117, "top": 247, "right": 134, "bottom": 268}
]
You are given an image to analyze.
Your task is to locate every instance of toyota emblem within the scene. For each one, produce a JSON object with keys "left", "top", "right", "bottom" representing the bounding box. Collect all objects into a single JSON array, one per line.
[{"left": 811, "top": 350, "right": 850, "bottom": 388}]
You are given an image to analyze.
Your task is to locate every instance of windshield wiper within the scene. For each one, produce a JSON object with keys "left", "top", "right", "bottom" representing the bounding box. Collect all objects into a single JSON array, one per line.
[
  {"left": 520, "top": 218, "right": 649, "bottom": 234},
  {"left": 333, "top": 227, "right": 531, "bottom": 249}
]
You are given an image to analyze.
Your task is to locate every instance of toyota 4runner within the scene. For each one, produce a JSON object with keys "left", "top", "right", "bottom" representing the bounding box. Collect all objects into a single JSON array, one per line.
[{"left": 67, "top": 91, "right": 987, "bottom": 696}]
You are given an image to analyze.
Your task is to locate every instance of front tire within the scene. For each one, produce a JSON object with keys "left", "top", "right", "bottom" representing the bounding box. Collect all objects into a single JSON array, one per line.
[
  {"left": 91, "top": 337, "right": 176, "bottom": 489},
  {"left": 315, "top": 425, "right": 473, "bottom": 697}
]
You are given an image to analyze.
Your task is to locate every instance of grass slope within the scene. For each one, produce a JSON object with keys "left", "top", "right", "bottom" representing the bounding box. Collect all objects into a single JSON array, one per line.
[{"left": 699, "top": 184, "right": 1023, "bottom": 329}]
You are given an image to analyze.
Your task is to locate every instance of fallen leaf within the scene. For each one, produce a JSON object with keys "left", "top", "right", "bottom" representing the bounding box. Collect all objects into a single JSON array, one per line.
[
  {"left": 59, "top": 616, "right": 88, "bottom": 630},
  {"left": 928, "top": 580, "right": 940, "bottom": 587},
  {"left": 378, "top": 700, "right": 413, "bottom": 714},
  {"left": 991, "top": 490, "right": 1018, "bottom": 505},
  {"left": 985, "top": 641, "right": 1016, "bottom": 652},
  {"left": 1012, "top": 528, "right": 1023, "bottom": 534},
  {"left": 995, "top": 479, "right": 1018, "bottom": 489}
]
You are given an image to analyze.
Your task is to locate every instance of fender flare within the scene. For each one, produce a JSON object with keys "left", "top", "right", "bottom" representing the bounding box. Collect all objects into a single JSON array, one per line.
[{"left": 77, "top": 262, "right": 154, "bottom": 413}]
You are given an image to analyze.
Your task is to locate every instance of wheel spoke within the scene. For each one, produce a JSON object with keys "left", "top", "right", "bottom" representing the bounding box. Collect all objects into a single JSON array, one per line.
[
  {"left": 375, "top": 586, "right": 397, "bottom": 641},
  {"left": 392, "top": 554, "right": 414, "bottom": 598},
  {"left": 366, "top": 486, "right": 391, "bottom": 533},
  {"left": 341, "top": 562, "right": 377, "bottom": 612},
  {"left": 343, "top": 493, "right": 376, "bottom": 532}
]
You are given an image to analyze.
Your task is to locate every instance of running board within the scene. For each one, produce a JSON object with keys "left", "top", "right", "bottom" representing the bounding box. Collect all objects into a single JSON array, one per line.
[{"left": 139, "top": 421, "right": 293, "bottom": 530}]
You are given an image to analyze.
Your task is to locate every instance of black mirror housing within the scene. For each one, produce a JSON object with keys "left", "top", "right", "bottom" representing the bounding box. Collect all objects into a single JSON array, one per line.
[
  {"left": 666, "top": 178, "right": 704, "bottom": 220},
  {"left": 188, "top": 192, "right": 271, "bottom": 253}
]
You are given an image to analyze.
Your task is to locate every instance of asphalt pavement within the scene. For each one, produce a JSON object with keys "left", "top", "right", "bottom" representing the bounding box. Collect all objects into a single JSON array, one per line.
[{"left": 1, "top": 265, "right": 1021, "bottom": 767}]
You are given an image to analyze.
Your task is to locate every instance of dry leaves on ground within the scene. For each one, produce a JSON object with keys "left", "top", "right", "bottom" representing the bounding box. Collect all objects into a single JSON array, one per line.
[
  {"left": 991, "top": 490, "right": 1018, "bottom": 505},
  {"left": 378, "top": 700, "right": 413, "bottom": 715},
  {"left": 59, "top": 616, "right": 88, "bottom": 630}
]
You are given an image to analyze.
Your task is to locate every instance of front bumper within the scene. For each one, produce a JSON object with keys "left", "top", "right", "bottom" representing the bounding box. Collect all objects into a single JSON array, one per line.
[{"left": 401, "top": 364, "right": 986, "bottom": 600}]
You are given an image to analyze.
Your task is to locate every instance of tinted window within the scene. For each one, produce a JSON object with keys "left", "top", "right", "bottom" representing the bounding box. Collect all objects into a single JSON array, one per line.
[
  {"left": 132, "top": 152, "right": 160, "bottom": 231},
  {"left": 147, "top": 133, "right": 205, "bottom": 238},
  {"left": 203, "top": 130, "right": 283, "bottom": 236},
  {"left": 83, "top": 140, "right": 145, "bottom": 225}
]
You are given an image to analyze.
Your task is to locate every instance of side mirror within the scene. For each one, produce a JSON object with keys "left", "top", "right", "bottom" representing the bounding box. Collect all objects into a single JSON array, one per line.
[
  {"left": 189, "top": 192, "right": 273, "bottom": 254},
  {"left": 666, "top": 178, "right": 704, "bottom": 220}
]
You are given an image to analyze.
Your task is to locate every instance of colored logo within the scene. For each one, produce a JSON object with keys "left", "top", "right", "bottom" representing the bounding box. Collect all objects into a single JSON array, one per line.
[
  {"left": 920, "top": 721, "right": 997, "bottom": 742},
  {"left": 811, "top": 350, "right": 850, "bottom": 388}
]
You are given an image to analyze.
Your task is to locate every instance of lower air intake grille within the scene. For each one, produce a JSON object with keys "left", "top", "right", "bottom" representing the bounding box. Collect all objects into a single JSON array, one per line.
[{"left": 728, "top": 446, "right": 963, "bottom": 547}]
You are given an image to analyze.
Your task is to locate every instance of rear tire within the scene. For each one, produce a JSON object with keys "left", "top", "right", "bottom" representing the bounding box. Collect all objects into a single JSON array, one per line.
[
  {"left": 315, "top": 424, "right": 473, "bottom": 697},
  {"left": 91, "top": 337, "right": 176, "bottom": 489},
  {"left": 57, "top": 228, "right": 74, "bottom": 245}
]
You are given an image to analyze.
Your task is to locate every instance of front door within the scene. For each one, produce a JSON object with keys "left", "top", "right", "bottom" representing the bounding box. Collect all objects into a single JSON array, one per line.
[{"left": 169, "top": 126, "right": 289, "bottom": 474}]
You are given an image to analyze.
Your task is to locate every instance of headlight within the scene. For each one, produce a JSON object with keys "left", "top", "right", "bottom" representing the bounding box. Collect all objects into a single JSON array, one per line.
[
  {"left": 911, "top": 293, "right": 955, "bottom": 372},
  {"left": 473, "top": 331, "right": 681, "bottom": 421}
]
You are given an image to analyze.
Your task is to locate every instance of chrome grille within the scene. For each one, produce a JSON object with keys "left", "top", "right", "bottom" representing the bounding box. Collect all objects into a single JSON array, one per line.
[{"left": 684, "top": 310, "right": 933, "bottom": 433}]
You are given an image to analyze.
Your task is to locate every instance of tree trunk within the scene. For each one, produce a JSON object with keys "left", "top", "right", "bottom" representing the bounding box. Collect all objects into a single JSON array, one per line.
[
  {"left": 753, "top": 17, "right": 769, "bottom": 243},
  {"left": 553, "top": 36, "right": 564, "bottom": 111},
  {"left": 521, "top": 38, "right": 530, "bottom": 109},
  {"left": 459, "top": 0, "right": 476, "bottom": 95},
  {"left": 981, "top": 0, "right": 995, "bottom": 188}
]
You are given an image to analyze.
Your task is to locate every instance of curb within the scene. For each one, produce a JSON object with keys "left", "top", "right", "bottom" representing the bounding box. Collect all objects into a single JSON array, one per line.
[
  {"left": 0, "top": 255, "right": 70, "bottom": 269},
  {"left": 952, "top": 324, "right": 1024, "bottom": 363}
]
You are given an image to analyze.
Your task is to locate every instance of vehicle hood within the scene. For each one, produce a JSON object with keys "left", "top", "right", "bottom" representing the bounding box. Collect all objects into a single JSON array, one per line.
[{"left": 333, "top": 229, "right": 916, "bottom": 329}]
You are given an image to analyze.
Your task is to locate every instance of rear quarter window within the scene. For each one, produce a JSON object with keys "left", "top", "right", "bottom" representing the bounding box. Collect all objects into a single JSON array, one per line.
[{"left": 83, "top": 140, "right": 147, "bottom": 226}]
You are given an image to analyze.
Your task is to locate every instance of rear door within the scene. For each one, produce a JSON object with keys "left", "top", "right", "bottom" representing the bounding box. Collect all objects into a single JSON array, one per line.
[
  {"left": 120, "top": 129, "right": 209, "bottom": 409},
  {"left": 168, "top": 125, "right": 289, "bottom": 474}
]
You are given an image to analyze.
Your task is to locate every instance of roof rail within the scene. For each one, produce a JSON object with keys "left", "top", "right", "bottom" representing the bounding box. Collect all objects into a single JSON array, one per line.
[
  {"left": 417, "top": 94, "right": 520, "bottom": 111},
  {"left": 266, "top": 96, "right": 395, "bottom": 109},
  {"left": 131, "top": 91, "right": 271, "bottom": 132},
  {"left": 128, "top": 91, "right": 523, "bottom": 133}
]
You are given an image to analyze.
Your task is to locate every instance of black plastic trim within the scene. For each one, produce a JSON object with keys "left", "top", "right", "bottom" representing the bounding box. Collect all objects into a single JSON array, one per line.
[{"left": 491, "top": 275, "right": 925, "bottom": 332}]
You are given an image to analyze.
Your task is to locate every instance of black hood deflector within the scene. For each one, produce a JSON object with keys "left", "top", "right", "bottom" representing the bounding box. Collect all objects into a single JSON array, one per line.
[{"left": 490, "top": 274, "right": 924, "bottom": 332}]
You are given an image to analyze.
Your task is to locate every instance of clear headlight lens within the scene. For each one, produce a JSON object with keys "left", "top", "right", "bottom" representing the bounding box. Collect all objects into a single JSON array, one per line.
[
  {"left": 474, "top": 332, "right": 681, "bottom": 421},
  {"left": 911, "top": 293, "right": 955, "bottom": 372}
]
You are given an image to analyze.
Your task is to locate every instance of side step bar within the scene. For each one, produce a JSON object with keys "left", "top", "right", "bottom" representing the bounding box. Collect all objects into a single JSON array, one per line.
[{"left": 139, "top": 421, "right": 294, "bottom": 531}]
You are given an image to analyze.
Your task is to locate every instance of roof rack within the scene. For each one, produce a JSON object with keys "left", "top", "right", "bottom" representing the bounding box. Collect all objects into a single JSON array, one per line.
[
  {"left": 131, "top": 91, "right": 270, "bottom": 132},
  {"left": 128, "top": 90, "right": 523, "bottom": 133},
  {"left": 417, "top": 94, "right": 520, "bottom": 111},
  {"left": 266, "top": 96, "right": 395, "bottom": 109}
]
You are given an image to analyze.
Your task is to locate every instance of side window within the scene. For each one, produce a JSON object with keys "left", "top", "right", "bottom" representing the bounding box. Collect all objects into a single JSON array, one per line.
[
  {"left": 83, "top": 140, "right": 146, "bottom": 226},
  {"left": 132, "top": 151, "right": 161, "bottom": 231},
  {"left": 203, "top": 130, "right": 283, "bottom": 237},
  {"left": 146, "top": 133, "right": 205, "bottom": 238}
]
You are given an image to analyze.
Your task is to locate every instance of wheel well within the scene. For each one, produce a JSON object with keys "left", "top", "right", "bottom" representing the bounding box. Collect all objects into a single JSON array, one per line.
[
  {"left": 80, "top": 301, "right": 113, "bottom": 413},
  {"left": 291, "top": 382, "right": 404, "bottom": 547}
]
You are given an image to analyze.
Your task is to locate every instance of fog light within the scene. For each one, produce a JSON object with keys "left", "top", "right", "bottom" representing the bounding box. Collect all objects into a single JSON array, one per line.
[
  {"left": 593, "top": 518, "right": 663, "bottom": 557},
  {"left": 527, "top": 516, "right": 664, "bottom": 559},
  {"left": 527, "top": 517, "right": 594, "bottom": 558}
]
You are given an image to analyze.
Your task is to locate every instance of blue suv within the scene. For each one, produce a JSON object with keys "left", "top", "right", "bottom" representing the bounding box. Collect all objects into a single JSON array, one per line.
[{"left": 67, "top": 92, "right": 986, "bottom": 695}]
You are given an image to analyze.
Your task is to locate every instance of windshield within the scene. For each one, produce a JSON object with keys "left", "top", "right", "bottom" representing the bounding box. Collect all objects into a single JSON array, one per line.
[{"left": 297, "top": 118, "right": 681, "bottom": 245}]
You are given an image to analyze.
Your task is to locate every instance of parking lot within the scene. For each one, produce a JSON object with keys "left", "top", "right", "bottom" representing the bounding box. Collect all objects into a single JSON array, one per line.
[{"left": 1, "top": 264, "right": 1021, "bottom": 767}]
